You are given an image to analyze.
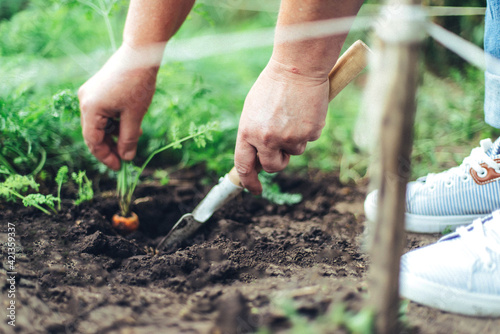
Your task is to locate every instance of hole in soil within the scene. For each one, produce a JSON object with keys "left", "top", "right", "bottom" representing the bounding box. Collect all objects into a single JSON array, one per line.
[{"left": 94, "top": 182, "right": 205, "bottom": 240}]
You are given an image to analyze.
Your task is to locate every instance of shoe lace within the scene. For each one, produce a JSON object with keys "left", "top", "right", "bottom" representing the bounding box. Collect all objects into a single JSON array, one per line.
[
  {"left": 451, "top": 211, "right": 500, "bottom": 270},
  {"left": 425, "top": 139, "right": 500, "bottom": 187}
]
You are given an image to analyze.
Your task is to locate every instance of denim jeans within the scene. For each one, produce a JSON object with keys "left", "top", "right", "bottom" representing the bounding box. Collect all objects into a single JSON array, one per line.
[{"left": 485, "top": 0, "right": 500, "bottom": 127}]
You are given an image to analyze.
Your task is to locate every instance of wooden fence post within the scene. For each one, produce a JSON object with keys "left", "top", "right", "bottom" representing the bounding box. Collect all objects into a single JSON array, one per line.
[{"left": 365, "top": 1, "right": 424, "bottom": 333}]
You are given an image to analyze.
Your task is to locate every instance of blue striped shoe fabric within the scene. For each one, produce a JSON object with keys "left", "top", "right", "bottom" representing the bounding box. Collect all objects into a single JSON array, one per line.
[{"left": 365, "top": 138, "right": 500, "bottom": 233}]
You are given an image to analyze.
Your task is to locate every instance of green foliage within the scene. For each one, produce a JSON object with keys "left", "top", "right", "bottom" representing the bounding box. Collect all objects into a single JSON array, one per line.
[
  {"left": 266, "top": 298, "right": 375, "bottom": 334},
  {"left": 258, "top": 173, "right": 302, "bottom": 205},
  {"left": 441, "top": 225, "right": 454, "bottom": 235},
  {"left": 55, "top": 166, "right": 69, "bottom": 210},
  {"left": 0, "top": 0, "right": 29, "bottom": 20},
  {"left": 0, "top": 0, "right": 127, "bottom": 57},
  {"left": 0, "top": 174, "right": 39, "bottom": 198},
  {"left": 72, "top": 170, "right": 94, "bottom": 206},
  {"left": 23, "top": 193, "right": 57, "bottom": 212},
  {"left": 411, "top": 67, "right": 494, "bottom": 178},
  {"left": 52, "top": 89, "right": 80, "bottom": 120},
  {"left": 0, "top": 169, "right": 94, "bottom": 212},
  {"left": 398, "top": 299, "right": 411, "bottom": 329},
  {"left": 153, "top": 169, "right": 170, "bottom": 186},
  {"left": 55, "top": 166, "right": 69, "bottom": 186},
  {"left": 330, "top": 304, "right": 375, "bottom": 334},
  {"left": 0, "top": 174, "right": 55, "bottom": 214},
  {"left": 0, "top": 90, "right": 94, "bottom": 179},
  {"left": 73, "top": 0, "right": 126, "bottom": 50},
  {"left": 117, "top": 122, "right": 217, "bottom": 217},
  {"left": 141, "top": 68, "right": 240, "bottom": 174},
  {"left": 422, "top": 0, "right": 486, "bottom": 76}
]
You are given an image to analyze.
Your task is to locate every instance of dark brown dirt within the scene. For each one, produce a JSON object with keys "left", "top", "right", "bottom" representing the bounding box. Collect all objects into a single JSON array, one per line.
[{"left": 1, "top": 167, "right": 499, "bottom": 334}]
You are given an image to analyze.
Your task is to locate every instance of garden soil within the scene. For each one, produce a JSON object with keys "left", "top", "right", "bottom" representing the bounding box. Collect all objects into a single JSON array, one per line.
[{"left": 1, "top": 166, "right": 499, "bottom": 334}]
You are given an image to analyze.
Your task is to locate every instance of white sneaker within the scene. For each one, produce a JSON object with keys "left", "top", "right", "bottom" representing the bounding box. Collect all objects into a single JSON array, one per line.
[
  {"left": 399, "top": 210, "right": 500, "bottom": 317},
  {"left": 365, "top": 138, "right": 500, "bottom": 233}
]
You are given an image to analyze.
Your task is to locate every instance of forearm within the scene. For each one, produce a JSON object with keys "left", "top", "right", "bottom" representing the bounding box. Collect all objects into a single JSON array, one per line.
[
  {"left": 123, "top": 0, "right": 195, "bottom": 48},
  {"left": 272, "top": 0, "right": 363, "bottom": 78}
]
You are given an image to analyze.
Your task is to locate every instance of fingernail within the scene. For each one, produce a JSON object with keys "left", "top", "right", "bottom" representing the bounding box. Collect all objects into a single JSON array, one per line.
[{"left": 122, "top": 150, "right": 135, "bottom": 161}]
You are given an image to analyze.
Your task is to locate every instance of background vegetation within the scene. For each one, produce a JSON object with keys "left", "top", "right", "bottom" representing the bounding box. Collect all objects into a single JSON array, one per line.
[{"left": 0, "top": 0, "right": 497, "bottom": 188}]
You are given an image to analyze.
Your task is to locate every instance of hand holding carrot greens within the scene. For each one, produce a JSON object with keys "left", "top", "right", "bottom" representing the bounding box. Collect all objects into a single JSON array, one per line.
[
  {"left": 78, "top": 0, "right": 196, "bottom": 170},
  {"left": 78, "top": 44, "right": 158, "bottom": 171}
]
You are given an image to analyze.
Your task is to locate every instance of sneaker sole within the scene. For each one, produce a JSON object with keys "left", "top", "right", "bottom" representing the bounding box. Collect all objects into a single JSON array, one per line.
[
  {"left": 364, "top": 197, "right": 486, "bottom": 233},
  {"left": 400, "top": 271, "right": 500, "bottom": 317}
]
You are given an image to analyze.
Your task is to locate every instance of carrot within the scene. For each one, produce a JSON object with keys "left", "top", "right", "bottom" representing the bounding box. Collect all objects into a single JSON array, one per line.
[{"left": 112, "top": 212, "right": 139, "bottom": 233}]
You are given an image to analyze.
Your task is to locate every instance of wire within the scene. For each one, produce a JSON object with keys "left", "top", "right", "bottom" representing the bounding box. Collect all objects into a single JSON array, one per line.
[
  {"left": 426, "top": 22, "right": 488, "bottom": 71},
  {"left": 197, "top": 1, "right": 486, "bottom": 17},
  {"left": 164, "top": 16, "right": 372, "bottom": 63}
]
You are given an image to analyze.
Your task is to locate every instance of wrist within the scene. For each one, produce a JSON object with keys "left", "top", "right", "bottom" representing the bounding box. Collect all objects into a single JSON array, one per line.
[
  {"left": 270, "top": 38, "right": 339, "bottom": 80},
  {"left": 111, "top": 42, "right": 165, "bottom": 73},
  {"left": 265, "top": 58, "right": 328, "bottom": 86}
]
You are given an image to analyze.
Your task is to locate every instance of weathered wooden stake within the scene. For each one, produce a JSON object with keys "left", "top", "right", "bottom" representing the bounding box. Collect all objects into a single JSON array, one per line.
[{"left": 365, "top": 1, "right": 424, "bottom": 333}]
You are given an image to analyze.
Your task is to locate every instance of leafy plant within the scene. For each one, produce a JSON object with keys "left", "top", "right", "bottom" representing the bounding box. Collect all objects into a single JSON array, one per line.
[
  {"left": 72, "top": 170, "right": 94, "bottom": 206},
  {"left": 0, "top": 90, "right": 94, "bottom": 179},
  {"left": 153, "top": 169, "right": 170, "bottom": 186},
  {"left": 0, "top": 166, "right": 94, "bottom": 213},
  {"left": 330, "top": 304, "right": 375, "bottom": 334},
  {"left": 265, "top": 297, "right": 375, "bottom": 334},
  {"left": 75, "top": 0, "right": 123, "bottom": 50},
  {"left": 55, "top": 166, "right": 69, "bottom": 210},
  {"left": 117, "top": 122, "right": 216, "bottom": 217},
  {"left": 0, "top": 175, "right": 56, "bottom": 215},
  {"left": 23, "top": 193, "right": 58, "bottom": 213}
]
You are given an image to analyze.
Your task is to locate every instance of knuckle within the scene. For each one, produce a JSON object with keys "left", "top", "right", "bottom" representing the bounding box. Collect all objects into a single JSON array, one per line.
[
  {"left": 292, "top": 144, "right": 306, "bottom": 155},
  {"left": 119, "top": 133, "right": 140, "bottom": 144},
  {"left": 308, "top": 131, "right": 321, "bottom": 142},
  {"left": 260, "top": 128, "right": 276, "bottom": 146},
  {"left": 234, "top": 162, "right": 253, "bottom": 177},
  {"left": 262, "top": 164, "right": 283, "bottom": 174},
  {"left": 261, "top": 158, "right": 286, "bottom": 174},
  {"left": 281, "top": 133, "right": 297, "bottom": 145},
  {"left": 79, "top": 97, "right": 95, "bottom": 113},
  {"left": 306, "top": 126, "right": 323, "bottom": 141}
]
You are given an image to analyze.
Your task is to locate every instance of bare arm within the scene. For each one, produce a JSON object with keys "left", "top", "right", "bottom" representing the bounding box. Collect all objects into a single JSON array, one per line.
[
  {"left": 273, "top": 0, "right": 363, "bottom": 77},
  {"left": 235, "top": 0, "right": 363, "bottom": 194},
  {"left": 123, "top": 0, "right": 194, "bottom": 48},
  {"left": 79, "top": 0, "right": 195, "bottom": 171}
]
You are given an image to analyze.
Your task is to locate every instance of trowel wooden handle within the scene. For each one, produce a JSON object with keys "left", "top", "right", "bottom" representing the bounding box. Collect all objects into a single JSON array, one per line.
[
  {"left": 328, "top": 40, "right": 371, "bottom": 101},
  {"left": 228, "top": 40, "right": 371, "bottom": 188},
  {"left": 228, "top": 166, "right": 243, "bottom": 187}
]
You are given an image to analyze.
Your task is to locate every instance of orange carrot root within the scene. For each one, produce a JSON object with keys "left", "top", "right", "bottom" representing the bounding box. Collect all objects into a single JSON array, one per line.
[{"left": 112, "top": 212, "right": 139, "bottom": 233}]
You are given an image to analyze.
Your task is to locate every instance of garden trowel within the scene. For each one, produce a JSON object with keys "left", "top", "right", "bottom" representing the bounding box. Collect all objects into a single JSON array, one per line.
[{"left": 157, "top": 40, "right": 372, "bottom": 254}]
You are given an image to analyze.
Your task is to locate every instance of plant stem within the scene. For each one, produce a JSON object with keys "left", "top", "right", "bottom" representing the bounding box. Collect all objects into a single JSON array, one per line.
[
  {"left": 116, "top": 128, "right": 212, "bottom": 217},
  {"left": 137, "top": 131, "right": 209, "bottom": 181},
  {"left": 118, "top": 160, "right": 131, "bottom": 217},
  {"left": 97, "top": 0, "right": 117, "bottom": 51},
  {"left": 102, "top": 9, "right": 117, "bottom": 51},
  {"left": 77, "top": 0, "right": 117, "bottom": 51},
  {"left": 7, "top": 189, "right": 51, "bottom": 215},
  {"left": 0, "top": 152, "right": 16, "bottom": 175},
  {"left": 31, "top": 147, "right": 46, "bottom": 177},
  {"left": 57, "top": 184, "right": 62, "bottom": 212}
]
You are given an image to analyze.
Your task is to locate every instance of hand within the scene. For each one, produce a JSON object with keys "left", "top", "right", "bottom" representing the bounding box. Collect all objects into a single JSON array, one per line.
[
  {"left": 78, "top": 43, "right": 159, "bottom": 170},
  {"left": 235, "top": 59, "right": 330, "bottom": 195}
]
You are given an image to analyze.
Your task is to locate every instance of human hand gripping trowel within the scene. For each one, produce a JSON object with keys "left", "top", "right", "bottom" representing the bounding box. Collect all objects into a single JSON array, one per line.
[{"left": 157, "top": 40, "right": 371, "bottom": 254}]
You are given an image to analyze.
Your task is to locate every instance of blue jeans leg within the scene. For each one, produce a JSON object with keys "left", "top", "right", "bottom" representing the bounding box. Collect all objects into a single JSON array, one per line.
[{"left": 485, "top": 0, "right": 500, "bottom": 128}]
